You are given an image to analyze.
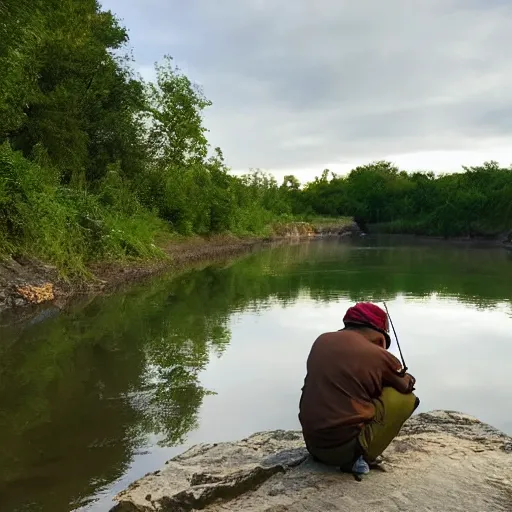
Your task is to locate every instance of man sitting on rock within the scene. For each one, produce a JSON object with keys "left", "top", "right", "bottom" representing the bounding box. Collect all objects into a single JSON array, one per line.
[{"left": 298, "top": 302, "right": 419, "bottom": 475}]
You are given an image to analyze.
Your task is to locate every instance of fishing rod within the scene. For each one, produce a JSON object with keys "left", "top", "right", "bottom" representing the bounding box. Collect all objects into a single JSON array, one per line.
[{"left": 383, "top": 301, "right": 408, "bottom": 375}]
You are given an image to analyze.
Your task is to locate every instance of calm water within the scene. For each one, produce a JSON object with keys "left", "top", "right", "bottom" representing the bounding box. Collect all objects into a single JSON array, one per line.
[{"left": 1, "top": 236, "right": 512, "bottom": 511}]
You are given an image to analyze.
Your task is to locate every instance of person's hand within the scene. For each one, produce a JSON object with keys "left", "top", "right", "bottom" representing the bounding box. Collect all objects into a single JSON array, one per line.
[{"left": 405, "top": 373, "right": 416, "bottom": 392}]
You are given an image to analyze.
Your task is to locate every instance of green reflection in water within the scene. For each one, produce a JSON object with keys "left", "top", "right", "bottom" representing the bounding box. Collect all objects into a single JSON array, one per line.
[{"left": 0, "top": 236, "right": 511, "bottom": 511}]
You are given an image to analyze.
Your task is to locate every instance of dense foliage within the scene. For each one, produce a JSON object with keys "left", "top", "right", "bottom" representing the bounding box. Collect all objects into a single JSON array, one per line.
[
  {"left": 298, "top": 161, "right": 512, "bottom": 238},
  {"left": 0, "top": 1, "right": 294, "bottom": 275},
  {"left": 1, "top": 2, "right": 511, "bottom": 276}
]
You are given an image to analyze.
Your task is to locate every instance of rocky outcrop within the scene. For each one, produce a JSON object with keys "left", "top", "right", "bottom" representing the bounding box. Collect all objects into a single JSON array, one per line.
[
  {"left": 0, "top": 255, "right": 60, "bottom": 314},
  {"left": 312, "top": 220, "right": 361, "bottom": 237},
  {"left": 271, "top": 221, "right": 361, "bottom": 239},
  {"left": 111, "top": 410, "right": 512, "bottom": 512}
]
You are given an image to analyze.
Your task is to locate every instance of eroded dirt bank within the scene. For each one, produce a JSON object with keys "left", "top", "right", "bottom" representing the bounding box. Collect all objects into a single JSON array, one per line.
[{"left": 0, "top": 221, "right": 359, "bottom": 317}]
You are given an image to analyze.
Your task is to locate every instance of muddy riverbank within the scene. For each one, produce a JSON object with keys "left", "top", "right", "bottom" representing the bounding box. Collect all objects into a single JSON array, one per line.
[{"left": 0, "top": 221, "right": 359, "bottom": 317}]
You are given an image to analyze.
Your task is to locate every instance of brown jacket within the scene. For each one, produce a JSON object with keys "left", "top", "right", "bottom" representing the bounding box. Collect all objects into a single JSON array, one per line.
[{"left": 298, "top": 329, "right": 415, "bottom": 449}]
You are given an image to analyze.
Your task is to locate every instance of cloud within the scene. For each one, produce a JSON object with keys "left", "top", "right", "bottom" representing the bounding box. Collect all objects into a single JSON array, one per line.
[{"left": 103, "top": 0, "right": 512, "bottom": 179}]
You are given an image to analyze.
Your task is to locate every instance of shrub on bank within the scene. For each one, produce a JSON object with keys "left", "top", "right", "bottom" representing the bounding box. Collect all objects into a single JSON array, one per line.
[{"left": 0, "top": 143, "right": 165, "bottom": 277}]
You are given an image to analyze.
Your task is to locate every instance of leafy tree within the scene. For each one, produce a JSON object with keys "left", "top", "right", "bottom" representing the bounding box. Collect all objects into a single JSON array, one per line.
[{"left": 144, "top": 56, "right": 211, "bottom": 168}]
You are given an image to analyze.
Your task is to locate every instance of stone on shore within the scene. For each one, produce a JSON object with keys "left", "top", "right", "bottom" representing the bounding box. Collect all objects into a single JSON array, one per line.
[{"left": 111, "top": 410, "right": 512, "bottom": 512}]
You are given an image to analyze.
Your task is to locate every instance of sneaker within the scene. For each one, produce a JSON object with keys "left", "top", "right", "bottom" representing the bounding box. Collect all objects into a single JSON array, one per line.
[
  {"left": 351, "top": 455, "right": 370, "bottom": 475},
  {"left": 368, "top": 455, "right": 384, "bottom": 468}
]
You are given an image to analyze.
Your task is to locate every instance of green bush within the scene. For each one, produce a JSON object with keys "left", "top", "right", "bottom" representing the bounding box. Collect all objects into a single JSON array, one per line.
[{"left": 0, "top": 144, "right": 165, "bottom": 276}]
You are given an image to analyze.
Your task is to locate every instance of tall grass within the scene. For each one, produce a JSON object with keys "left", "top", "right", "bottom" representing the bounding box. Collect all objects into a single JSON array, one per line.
[{"left": 0, "top": 143, "right": 166, "bottom": 277}]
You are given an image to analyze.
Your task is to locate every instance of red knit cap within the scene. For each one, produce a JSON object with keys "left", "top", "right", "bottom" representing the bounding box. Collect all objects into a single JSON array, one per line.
[{"left": 343, "top": 302, "right": 391, "bottom": 348}]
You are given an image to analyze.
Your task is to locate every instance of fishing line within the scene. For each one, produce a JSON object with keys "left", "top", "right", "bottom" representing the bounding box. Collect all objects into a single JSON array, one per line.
[{"left": 383, "top": 301, "right": 408, "bottom": 374}]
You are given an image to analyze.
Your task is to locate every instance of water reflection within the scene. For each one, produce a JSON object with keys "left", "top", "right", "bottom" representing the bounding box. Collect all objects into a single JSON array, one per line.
[{"left": 0, "top": 237, "right": 511, "bottom": 511}]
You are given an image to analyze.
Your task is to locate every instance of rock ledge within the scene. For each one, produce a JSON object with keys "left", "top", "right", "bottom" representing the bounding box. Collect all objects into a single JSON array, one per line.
[{"left": 111, "top": 411, "right": 512, "bottom": 512}]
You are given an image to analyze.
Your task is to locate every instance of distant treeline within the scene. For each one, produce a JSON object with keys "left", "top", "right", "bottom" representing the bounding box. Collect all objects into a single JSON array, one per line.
[
  {"left": 294, "top": 161, "right": 512, "bottom": 238},
  {"left": 1, "top": 1, "right": 511, "bottom": 276}
]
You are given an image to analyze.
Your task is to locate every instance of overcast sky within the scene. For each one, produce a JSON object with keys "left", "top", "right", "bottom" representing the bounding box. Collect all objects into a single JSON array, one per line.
[{"left": 103, "top": 0, "right": 512, "bottom": 182}]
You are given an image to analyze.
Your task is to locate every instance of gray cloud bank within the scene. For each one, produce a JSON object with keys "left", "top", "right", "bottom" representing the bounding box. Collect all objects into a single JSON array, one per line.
[{"left": 104, "top": 0, "right": 512, "bottom": 174}]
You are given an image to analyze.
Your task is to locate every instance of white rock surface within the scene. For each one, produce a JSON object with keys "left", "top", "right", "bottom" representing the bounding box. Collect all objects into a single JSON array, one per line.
[{"left": 111, "top": 411, "right": 512, "bottom": 512}]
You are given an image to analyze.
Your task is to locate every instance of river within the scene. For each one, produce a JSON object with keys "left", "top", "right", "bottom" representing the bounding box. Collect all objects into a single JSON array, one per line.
[{"left": 1, "top": 236, "right": 511, "bottom": 511}]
